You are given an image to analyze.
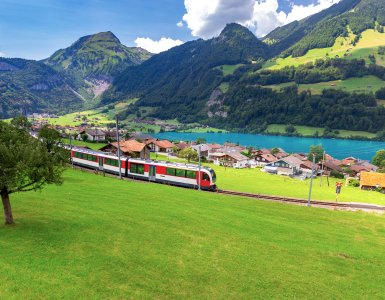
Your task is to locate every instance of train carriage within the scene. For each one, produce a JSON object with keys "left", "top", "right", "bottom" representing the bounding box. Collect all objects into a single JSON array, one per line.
[{"left": 71, "top": 147, "right": 217, "bottom": 190}]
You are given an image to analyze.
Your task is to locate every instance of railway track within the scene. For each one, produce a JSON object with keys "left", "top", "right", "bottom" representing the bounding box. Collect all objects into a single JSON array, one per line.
[
  {"left": 73, "top": 165, "right": 385, "bottom": 212},
  {"left": 217, "top": 189, "right": 385, "bottom": 211}
]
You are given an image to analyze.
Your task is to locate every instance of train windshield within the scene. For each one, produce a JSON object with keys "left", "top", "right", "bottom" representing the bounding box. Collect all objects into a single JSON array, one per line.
[{"left": 210, "top": 169, "right": 216, "bottom": 183}]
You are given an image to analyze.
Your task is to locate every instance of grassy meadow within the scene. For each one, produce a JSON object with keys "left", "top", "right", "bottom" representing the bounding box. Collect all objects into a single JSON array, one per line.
[
  {"left": 263, "top": 75, "right": 385, "bottom": 95},
  {"left": 2, "top": 168, "right": 385, "bottom": 298},
  {"left": 265, "top": 124, "right": 377, "bottom": 139},
  {"left": 263, "top": 29, "right": 385, "bottom": 70}
]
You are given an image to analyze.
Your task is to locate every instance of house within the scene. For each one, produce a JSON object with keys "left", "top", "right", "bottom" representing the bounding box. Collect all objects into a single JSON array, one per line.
[
  {"left": 272, "top": 148, "right": 288, "bottom": 159},
  {"left": 212, "top": 151, "right": 249, "bottom": 168},
  {"left": 99, "top": 140, "right": 150, "bottom": 159},
  {"left": 192, "top": 144, "right": 211, "bottom": 159},
  {"left": 350, "top": 161, "right": 378, "bottom": 176},
  {"left": 360, "top": 172, "right": 385, "bottom": 191},
  {"left": 300, "top": 160, "right": 320, "bottom": 177},
  {"left": 322, "top": 160, "right": 343, "bottom": 176},
  {"left": 175, "top": 141, "right": 189, "bottom": 151},
  {"left": 264, "top": 155, "right": 303, "bottom": 176},
  {"left": 146, "top": 139, "right": 175, "bottom": 153},
  {"left": 78, "top": 129, "right": 106, "bottom": 142},
  {"left": 342, "top": 157, "right": 358, "bottom": 166},
  {"left": 254, "top": 153, "right": 277, "bottom": 166},
  {"left": 129, "top": 133, "right": 154, "bottom": 143}
]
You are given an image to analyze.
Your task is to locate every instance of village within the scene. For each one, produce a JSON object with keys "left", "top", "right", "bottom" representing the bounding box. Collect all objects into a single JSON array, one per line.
[{"left": 27, "top": 116, "right": 385, "bottom": 194}]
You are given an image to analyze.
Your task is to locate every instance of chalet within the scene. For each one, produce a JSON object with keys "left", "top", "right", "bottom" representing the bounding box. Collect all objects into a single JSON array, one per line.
[
  {"left": 254, "top": 153, "right": 277, "bottom": 166},
  {"left": 300, "top": 160, "right": 320, "bottom": 177},
  {"left": 99, "top": 140, "right": 150, "bottom": 159},
  {"left": 146, "top": 139, "right": 175, "bottom": 153},
  {"left": 129, "top": 133, "right": 154, "bottom": 143},
  {"left": 78, "top": 129, "right": 106, "bottom": 142},
  {"left": 175, "top": 141, "right": 189, "bottom": 151},
  {"left": 264, "top": 155, "right": 303, "bottom": 176},
  {"left": 342, "top": 157, "right": 358, "bottom": 166},
  {"left": 273, "top": 148, "right": 288, "bottom": 159},
  {"left": 360, "top": 172, "right": 385, "bottom": 192},
  {"left": 212, "top": 151, "right": 249, "bottom": 168},
  {"left": 192, "top": 144, "right": 211, "bottom": 159},
  {"left": 322, "top": 160, "right": 343, "bottom": 176}
]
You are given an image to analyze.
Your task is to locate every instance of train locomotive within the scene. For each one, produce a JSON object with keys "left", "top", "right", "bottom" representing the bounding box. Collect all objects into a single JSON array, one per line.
[{"left": 71, "top": 147, "right": 217, "bottom": 190}]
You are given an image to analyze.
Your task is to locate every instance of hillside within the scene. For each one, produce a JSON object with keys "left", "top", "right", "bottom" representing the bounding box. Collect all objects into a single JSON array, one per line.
[
  {"left": 0, "top": 58, "right": 83, "bottom": 118},
  {"left": 44, "top": 31, "right": 152, "bottom": 98},
  {"left": 2, "top": 168, "right": 385, "bottom": 298},
  {"left": 265, "top": 0, "right": 385, "bottom": 58},
  {"left": 101, "top": 23, "right": 267, "bottom": 122}
]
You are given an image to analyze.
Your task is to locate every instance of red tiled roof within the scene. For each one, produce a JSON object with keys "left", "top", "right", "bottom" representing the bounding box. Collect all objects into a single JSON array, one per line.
[
  {"left": 113, "top": 140, "right": 146, "bottom": 153},
  {"left": 154, "top": 140, "right": 174, "bottom": 149}
]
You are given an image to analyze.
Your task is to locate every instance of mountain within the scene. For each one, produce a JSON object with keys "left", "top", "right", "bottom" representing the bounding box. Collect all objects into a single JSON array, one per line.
[
  {"left": 102, "top": 23, "right": 268, "bottom": 122},
  {"left": 0, "top": 58, "right": 83, "bottom": 118},
  {"left": 44, "top": 31, "right": 152, "bottom": 98},
  {"left": 265, "top": 0, "right": 385, "bottom": 57}
]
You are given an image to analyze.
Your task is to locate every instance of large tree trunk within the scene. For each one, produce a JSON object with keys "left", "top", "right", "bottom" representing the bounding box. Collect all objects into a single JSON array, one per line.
[{"left": 1, "top": 188, "right": 13, "bottom": 225}]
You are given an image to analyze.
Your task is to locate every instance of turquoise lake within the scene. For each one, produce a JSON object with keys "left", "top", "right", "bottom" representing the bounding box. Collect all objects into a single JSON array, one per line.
[{"left": 155, "top": 132, "right": 385, "bottom": 161}]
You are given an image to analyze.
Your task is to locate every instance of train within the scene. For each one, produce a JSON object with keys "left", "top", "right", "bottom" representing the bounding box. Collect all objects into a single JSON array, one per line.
[{"left": 70, "top": 147, "right": 217, "bottom": 190}]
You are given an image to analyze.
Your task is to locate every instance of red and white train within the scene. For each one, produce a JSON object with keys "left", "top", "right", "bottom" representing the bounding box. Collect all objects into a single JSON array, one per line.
[{"left": 71, "top": 147, "right": 217, "bottom": 190}]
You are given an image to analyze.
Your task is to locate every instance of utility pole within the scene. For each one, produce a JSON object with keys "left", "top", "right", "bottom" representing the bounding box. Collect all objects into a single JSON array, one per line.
[
  {"left": 116, "top": 116, "right": 122, "bottom": 179},
  {"left": 307, "top": 154, "right": 316, "bottom": 207},
  {"left": 320, "top": 151, "right": 325, "bottom": 187},
  {"left": 69, "top": 132, "right": 73, "bottom": 167},
  {"left": 198, "top": 145, "right": 201, "bottom": 191}
]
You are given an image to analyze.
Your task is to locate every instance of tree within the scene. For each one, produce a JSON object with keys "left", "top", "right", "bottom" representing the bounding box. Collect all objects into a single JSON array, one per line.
[
  {"left": 81, "top": 133, "right": 88, "bottom": 142},
  {"left": 308, "top": 145, "right": 324, "bottom": 163},
  {"left": 372, "top": 150, "right": 385, "bottom": 170},
  {"left": 196, "top": 137, "right": 207, "bottom": 144},
  {"left": 0, "top": 121, "right": 67, "bottom": 225},
  {"left": 10, "top": 115, "right": 31, "bottom": 130},
  {"left": 38, "top": 125, "right": 62, "bottom": 152},
  {"left": 179, "top": 147, "right": 198, "bottom": 162},
  {"left": 271, "top": 147, "right": 280, "bottom": 155},
  {"left": 285, "top": 124, "right": 297, "bottom": 134}
]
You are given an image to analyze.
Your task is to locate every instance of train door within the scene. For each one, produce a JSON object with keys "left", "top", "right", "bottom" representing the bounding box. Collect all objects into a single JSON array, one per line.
[
  {"left": 98, "top": 157, "right": 103, "bottom": 170},
  {"left": 149, "top": 165, "right": 156, "bottom": 181}
]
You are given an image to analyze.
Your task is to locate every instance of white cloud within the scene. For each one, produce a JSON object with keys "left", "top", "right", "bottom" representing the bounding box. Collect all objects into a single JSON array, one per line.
[
  {"left": 0, "top": 51, "right": 5, "bottom": 57},
  {"left": 134, "top": 37, "right": 183, "bottom": 54},
  {"left": 177, "top": 21, "right": 184, "bottom": 28},
  {"left": 182, "top": 0, "right": 341, "bottom": 39}
]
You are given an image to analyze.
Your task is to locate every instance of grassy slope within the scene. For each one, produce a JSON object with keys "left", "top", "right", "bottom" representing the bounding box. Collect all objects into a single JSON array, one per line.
[
  {"left": 265, "top": 124, "right": 377, "bottom": 139},
  {"left": 264, "top": 29, "right": 385, "bottom": 70},
  {"left": 152, "top": 154, "right": 385, "bottom": 205},
  {"left": 2, "top": 169, "right": 385, "bottom": 298},
  {"left": 264, "top": 75, "right": 385, "bottom": 95}
]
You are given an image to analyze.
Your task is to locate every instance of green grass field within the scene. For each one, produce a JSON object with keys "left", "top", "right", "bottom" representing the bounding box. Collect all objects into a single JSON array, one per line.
[
  {"left": 152, "top": 154, "right": 385, "bottom": 205},
  {"left": 65, "top": 138, "right": 107, "bottom": 150},
  {"left": 264, "top": 75, "right": 385, "bottom": 95},
  {"left": 214, "top": 64, "right": 244, "bottom": 76},
  {"left": 265, "top": 124, "right": 377, "bottom": 139},
  {"left": 263, "top": 29, "right": 385, "bottom": 70},
  {"left": 2, "top": 168, "right": 385, "bottom": 298}
]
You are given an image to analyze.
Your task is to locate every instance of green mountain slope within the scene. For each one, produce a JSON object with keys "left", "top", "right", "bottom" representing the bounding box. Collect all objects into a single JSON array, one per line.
[
  {"left": 265, "top": 0, "right": 385, "bottom": 58},
  {"left": 0, "top": 58, "right": 83, "bottom": 118},
  {"left": 102, "top": 23, "right": 267, "bottom": 122},
  {"left": 44, "top": 31, "right": 152, "bottom": 98}
]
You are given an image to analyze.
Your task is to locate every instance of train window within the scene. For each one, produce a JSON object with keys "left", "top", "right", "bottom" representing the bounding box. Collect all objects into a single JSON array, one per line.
[
  {"left": 176, "top": 169, "right": 185, "bottom": 177},
  {"left": 131, "top": 163, "right": 144, "bottom": 175},
  {"left": 186, "top": 170, "right": 196, "bottom": 179},
  {"left": 105, "top": 158, "right": 119, "bottom": 166},
  {"left": 166, "top": 168, "right": 176, "bottom": 176},
  {"left": 202, "top": 173, "right": 210, "bottom": 181}
]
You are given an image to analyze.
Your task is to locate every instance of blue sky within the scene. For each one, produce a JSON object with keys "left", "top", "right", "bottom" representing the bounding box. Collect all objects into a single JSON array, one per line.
[{"left": 0, "top": 0, "right": 336, "bottom": 59}]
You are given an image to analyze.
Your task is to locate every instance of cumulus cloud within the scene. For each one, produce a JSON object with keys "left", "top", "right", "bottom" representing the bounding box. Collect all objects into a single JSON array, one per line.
[
  {"left": 182, "top": 0, "right": 341, "bottom": 38},
  {"left": 177, "top": 21, "right": 184, "bottom": 28},
  {"left": 134, "top": 37, "right": 183, "bottom": 54}
]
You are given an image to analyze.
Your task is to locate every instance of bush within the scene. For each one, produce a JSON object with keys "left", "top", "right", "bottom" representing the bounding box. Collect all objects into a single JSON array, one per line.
[
  {"left": 330, "top": 170, "right": 344, "bottom": 179},
  {"left": 349, "top": 179, "right": 360, "bottom": 187}
]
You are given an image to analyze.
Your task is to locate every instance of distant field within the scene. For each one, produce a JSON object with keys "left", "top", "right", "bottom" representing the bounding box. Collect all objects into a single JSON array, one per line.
[
  {"left": 214, "top": 64, "right": 244, "bottom": 76},
  {"left": 65, "top": 138, "right": 107, "bottom": 150},
  {"left": 264, "top": 75, "right": 385, "bottom": 95},
  {"left": 2, "top": 168, "right": 385, "bottom": 298},
  {"left": 265, "top": 124, "right": 377, "bottom": 139},
  {"left": 179, "top": 127, "right": 227, "bottom": 133},
  {"left": 264, "top": 29, "right": 385, "bottom": 70}
]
